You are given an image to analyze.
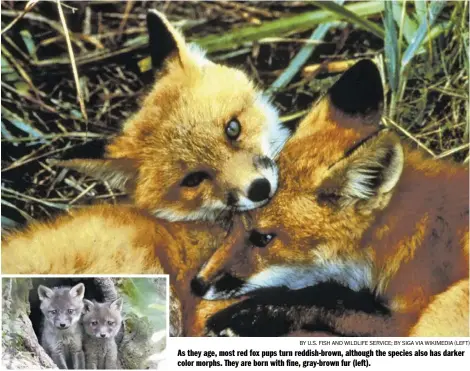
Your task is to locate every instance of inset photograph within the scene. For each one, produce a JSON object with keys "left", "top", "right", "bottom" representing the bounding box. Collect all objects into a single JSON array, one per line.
[{"left": 1, "top": 276, "right": 168, "bottom": 370}]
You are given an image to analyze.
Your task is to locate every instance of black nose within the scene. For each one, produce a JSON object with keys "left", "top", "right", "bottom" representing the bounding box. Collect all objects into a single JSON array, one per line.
[
  {"left": 190, "top": 277, "right": 209, "bottom": 297},
  {"left": 59, "top": 323, "right": 66, "bottom": 328},
  {"left": 100, "top": 333, "right": 106, "bottom": 338},
  {"left": 247, "top": 178, "right": 271, "bottom": 202}
]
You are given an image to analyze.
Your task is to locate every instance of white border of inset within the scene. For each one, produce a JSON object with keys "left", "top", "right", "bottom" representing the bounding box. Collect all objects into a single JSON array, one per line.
[{"left": 0, "top": 274, "right": 171, "bottom": 368}]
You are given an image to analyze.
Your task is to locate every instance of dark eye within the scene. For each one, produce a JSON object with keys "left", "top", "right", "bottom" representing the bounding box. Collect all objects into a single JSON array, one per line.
[
  {"left": 225, "top": 118, "right": 241, "bottom": 140},
  {"left": 107, "top": 321, "right": 115, "bottom": 326},
  {"left": 249, "top": 230, "right": 276, "bottom": 248},
  {"left": 50, "top": 310, "right": 57, "bottom": 315},
  {"left": 180, "top": 171, "right": 211, "bottom": 187},
  {"left": 91, "top": 321, "right": 98, "bottom": 326},
  {"left": 68, "top": 309, "right": 74, "bottom": 314}
]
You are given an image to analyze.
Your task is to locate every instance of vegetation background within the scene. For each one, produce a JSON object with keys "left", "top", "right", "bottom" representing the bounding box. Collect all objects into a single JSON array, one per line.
[{"left": 1, "top": 0, "right": 468, "bottom": 228}]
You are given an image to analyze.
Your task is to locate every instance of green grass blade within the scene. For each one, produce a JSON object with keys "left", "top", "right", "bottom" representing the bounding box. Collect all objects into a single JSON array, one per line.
[
  {"left": 198, "top": 2, "right": 384, "bottom": 51},
  {"left": 312, "top": 1, "right": 385, "bottom": 39},
  {"left": 392, "top": 0, "right": 418, "bottom": 45},
  {"left": 268, "top": 0, "right": 346, "bottom": 94},
  {"left": 414, "top": 0, "right": 428, "bottom": 21},
  {"left": 416, "top": 21, "right": 451, "bottom": 55},
  {"left": 384, "top": 1, "right": 399, "bottom": 93},
  {"left": 20, "top": 29, "right": 37, "bottom": 61},
  {"left": 2, "top": 107, "right": 49, "bottom": 144},
  {"left": 1, "top": 119, "right": 17, "bottom": 142},
  {"left": 401, "top": 1, "right": 446, "bottom": 71},
  {"left": 1, "top": 55, "right": 14, "bottom": 73},
  {"left": 1, "top": 216, "right": 20, "bottom": 230}
]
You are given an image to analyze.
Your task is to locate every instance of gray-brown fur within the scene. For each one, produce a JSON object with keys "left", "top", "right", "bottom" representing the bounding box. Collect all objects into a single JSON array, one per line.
[
  {"left": 37, "top": 283, "right": 85, "bottom": 369},
  {"left": 82, "top": 298, "right": 123, "bottom": 369}
]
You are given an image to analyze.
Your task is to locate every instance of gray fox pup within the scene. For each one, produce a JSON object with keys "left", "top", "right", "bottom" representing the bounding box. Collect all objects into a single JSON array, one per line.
[
  {"left": 82, "top": 298, "right": 123, "bottom": 369},
  {"left": 37, "top": 283, "right": 86, "bottom": 369}
]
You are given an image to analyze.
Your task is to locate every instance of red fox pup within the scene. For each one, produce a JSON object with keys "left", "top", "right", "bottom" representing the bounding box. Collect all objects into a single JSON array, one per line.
[
  {"left": 1, "top": 203, "right": 236, "bottom": 336},
  {"left": 60, "top": 10, "right": 290, "bottom": 222},
  {"left": 192, "top": 60, "right": 469, "bottom": 337}
]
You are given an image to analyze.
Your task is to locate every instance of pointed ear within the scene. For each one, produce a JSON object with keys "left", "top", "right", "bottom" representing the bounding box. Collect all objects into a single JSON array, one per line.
[
  {"left": 69, "top": 283, "right": 85, "bottom": 300},
  {"left": 109, "top": 297, "right": 123, "bottom": 313},
  {"left": 317, "top": 130, "right": 404, "bottom": 209},
  {"left": 327, "top": 59, "right": 384, "bottom": 125},
  {"left": 296, "top": 60, "right": 384, "bottom": 138},
  {"left": 83, "top": 299, "right": 94, "bottom": 313},
  {"left": 38, "top": 285, "right": 54, "bottom": 300},
  {"left": 56, "top": 158, "right": 138, "bottom": 192},
  {"left": 147, "top": 9, "right": 207, "bottom": 71}
]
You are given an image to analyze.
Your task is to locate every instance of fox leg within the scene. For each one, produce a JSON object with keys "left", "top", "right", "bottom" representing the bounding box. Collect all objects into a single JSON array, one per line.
[
  {"left": 104, "top": 346, "right": 118, "bottom": 369},
  {"left": 86, "top": 352, "right": 98, "bottom": 369},
  {"left": 205, "top": 281, "right": 409, "bottom": 337},
  {"left": 50, "top": 352, "right": 68, "bottom": 369},
  {"left": 71, "top": 350, "right": 85, "bottom": 369}
]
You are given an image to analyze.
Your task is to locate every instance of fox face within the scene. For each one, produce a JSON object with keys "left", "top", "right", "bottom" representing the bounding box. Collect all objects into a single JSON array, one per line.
[
  {"left": 38, "top": 283, "right": 85, "bottom": 329},
  {"left": 82, "top": 298, "right": 122, "bottom": 339},
  {"left": 193, "top": 60, "right": 405, "bottom": 300},
  {"left": 60, "top": 10, "right": 289, "bottom": 222}
]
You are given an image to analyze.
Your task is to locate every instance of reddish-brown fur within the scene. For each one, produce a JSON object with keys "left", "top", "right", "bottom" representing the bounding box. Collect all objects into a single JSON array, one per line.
[
  {"left": 194, "top": 70, "right": 469, "bottom": 336},
  {"left": 3, "top": 61, "right": 467, "bottom": 337},
  {"left": 410, "top": 279, "right": 469, "bottom": 336}
]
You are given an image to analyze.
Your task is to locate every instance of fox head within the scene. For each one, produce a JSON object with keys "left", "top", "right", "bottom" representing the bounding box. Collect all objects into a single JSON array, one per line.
[
  {"left": 82, "top": 298, "right": 123, "bottom": 339},
  {"left": 60, "top": 10, "right": 290, "bottom": 222},
  {"left": 191, "top": 60, "right": 405, "bottom": 300},
  {"left": 38, "top": 283, "right": 85, "bottom": 329}
]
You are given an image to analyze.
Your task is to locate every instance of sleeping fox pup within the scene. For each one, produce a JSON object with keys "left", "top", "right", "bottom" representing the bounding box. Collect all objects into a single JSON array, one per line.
[
  {"left": 60, "top": 10, "right": 289, "bottom": 222},
  {"left": 192, "top": 60, "right": 469, "bottom": 337}
]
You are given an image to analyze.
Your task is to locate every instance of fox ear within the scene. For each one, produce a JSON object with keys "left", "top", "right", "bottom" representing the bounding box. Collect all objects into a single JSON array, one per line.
[
  {"left": 147, "top": 9, "right": 207, "bottom": 71},
  {"left": 317, "top": 130, "right": 403, "bottom": 209},
  {"left": 38, "top": 285, "right": 54, "bottom": 300},
  {"left": 83, "top": 299, "right": 94, "bottom": 312},
  {"left": 69, "top": 283, "right": 85, "bottom": 300},
  {"left": 109, "top": 298, "right": 123, "bottom": 312},
  {"left": 56, "top": 158, "right": 138, "bottom": 192},
  {"left": 296, "top": 60, "right": 384, "bottom": 138},
  {"left": 325, "top": 59, "right": 384, "bottom": 126}
]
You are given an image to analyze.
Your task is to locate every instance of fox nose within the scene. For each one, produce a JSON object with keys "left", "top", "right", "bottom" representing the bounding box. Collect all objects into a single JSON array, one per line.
[
  {"left": 247, "top": 178, "right": 271, "bottom": 202},
  {"left": 100, "top": 333, "right": 106, "bottom": 338},
  {"left": 59, "top": 323, "right": 66, "bottom": 328},
  {"left": 190, "top": 276, "right": 209, "bottom": 297}
]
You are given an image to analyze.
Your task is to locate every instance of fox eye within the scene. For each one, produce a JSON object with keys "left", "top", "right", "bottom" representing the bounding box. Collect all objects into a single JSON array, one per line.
[
  {"left": 249, "top": 230, "right": 276, "bottom": 248},
  {"left": 50, "top": 310, "right": 57, "bottom": 315},
  {"left": 107, "top": 321, "right": 115, "bottom": 326},
  {"left": 67, "top": 309, "right": 74, "bottom": 314},
  {"left": 181, "top": 171, "right": 210, "bottom": 187},
  {"left": 225, "top": 118, "right": 241, "bottom": 140},
  {"left": 91, "top": 321, "right": 98, "bottom": 326}
]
